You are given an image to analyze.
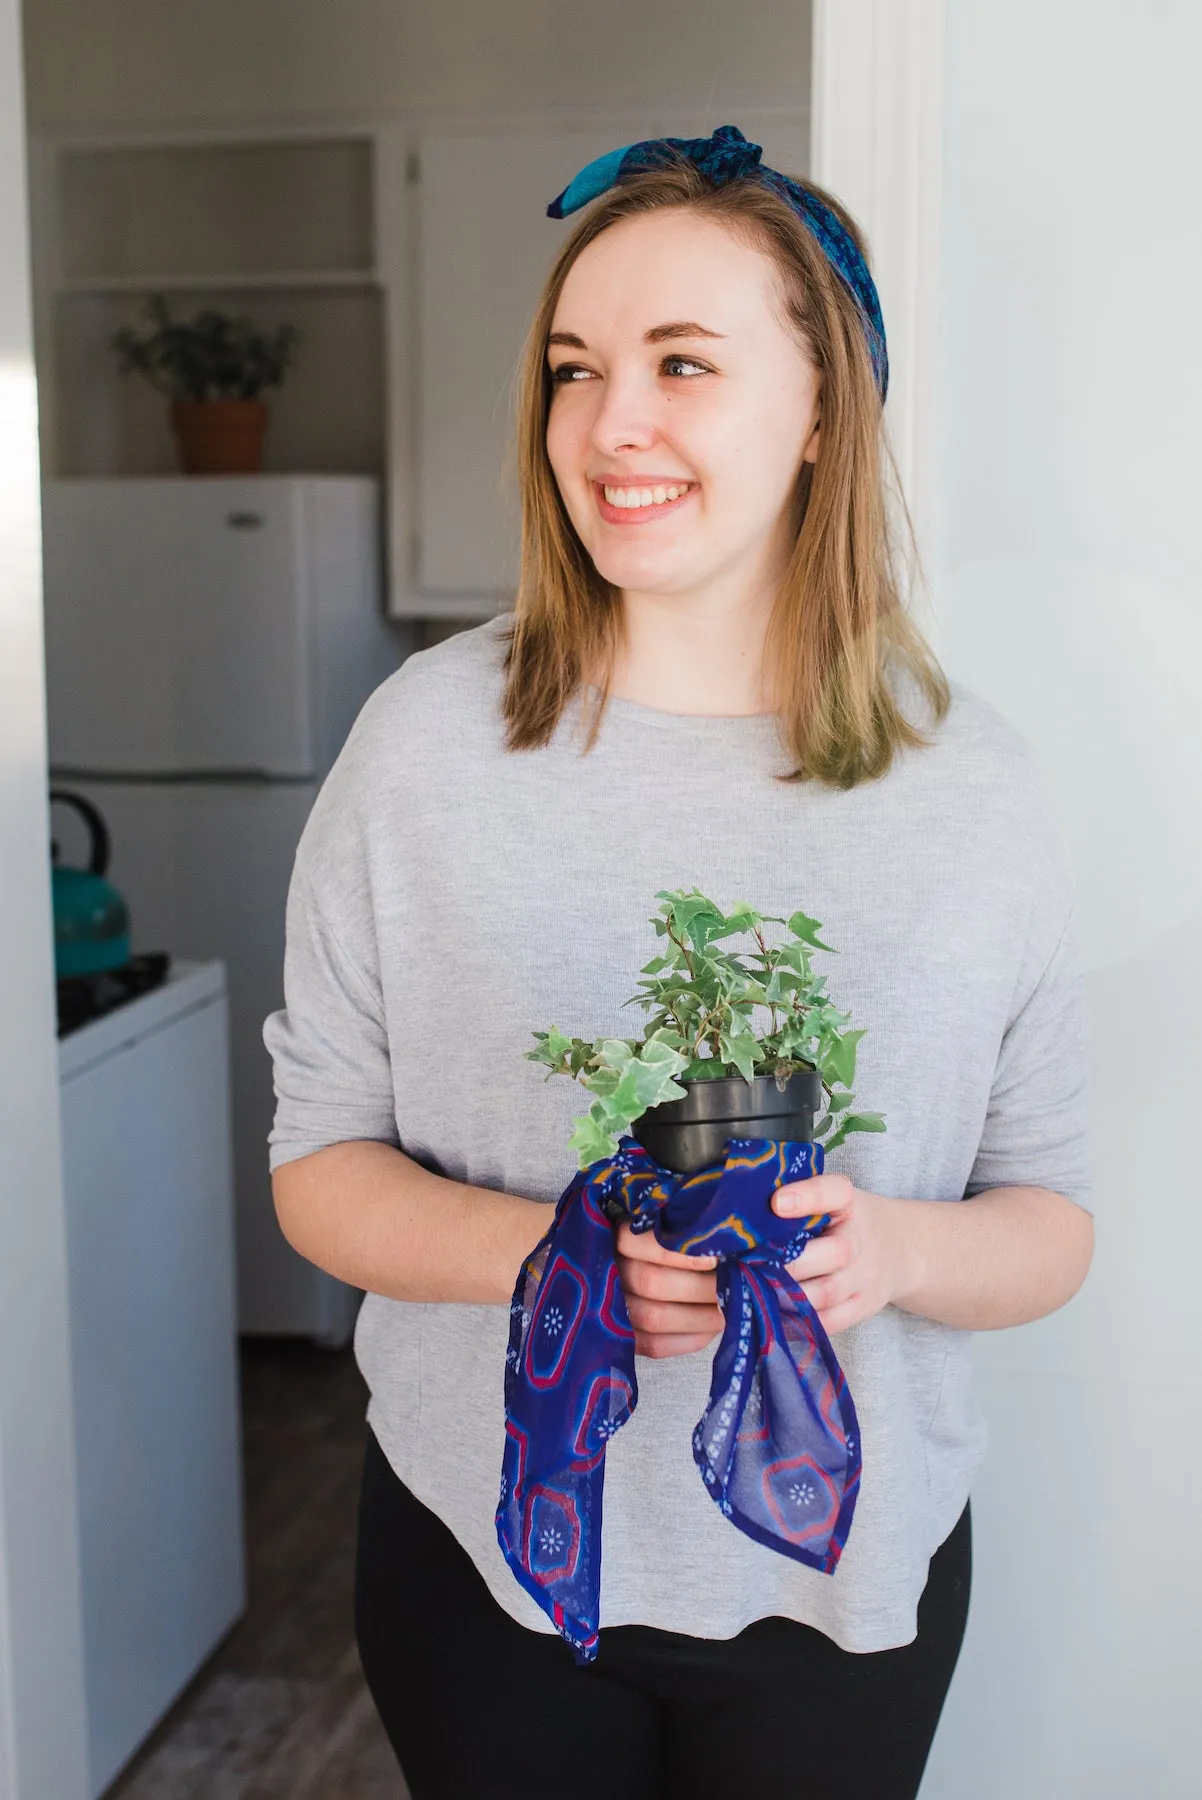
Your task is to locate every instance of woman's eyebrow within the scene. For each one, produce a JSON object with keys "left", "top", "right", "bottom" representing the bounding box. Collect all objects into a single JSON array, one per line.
[{"left": 546, "top": 321, "right": 727, "bottom": 351}]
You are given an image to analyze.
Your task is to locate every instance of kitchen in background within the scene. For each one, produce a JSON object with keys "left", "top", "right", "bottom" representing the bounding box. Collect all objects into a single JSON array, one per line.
[
  {"left": 26, "top": 73, "right": 808, "bottom": 1798},
  {"left": 44, "top": 471, "right": 407, "bottom": 1342}
]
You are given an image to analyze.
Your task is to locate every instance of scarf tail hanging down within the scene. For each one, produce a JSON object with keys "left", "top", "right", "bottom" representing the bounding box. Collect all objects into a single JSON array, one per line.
[{"left": 496, "top": 1136, "right": 862, "bottom": 1665}]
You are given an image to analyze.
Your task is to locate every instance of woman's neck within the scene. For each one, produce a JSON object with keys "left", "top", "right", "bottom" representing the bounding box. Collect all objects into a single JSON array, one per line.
[{"left": 602, "top": 585, "right": 778, "bottom": 717}]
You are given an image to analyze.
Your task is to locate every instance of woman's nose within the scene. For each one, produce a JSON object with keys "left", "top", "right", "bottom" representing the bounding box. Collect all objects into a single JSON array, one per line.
[{"left": 588, "top": 368, "right": 660, "bottom": 455}]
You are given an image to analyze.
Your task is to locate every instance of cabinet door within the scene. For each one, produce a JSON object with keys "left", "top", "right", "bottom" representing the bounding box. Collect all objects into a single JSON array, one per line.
[
  {"left": 412, "top": 121, "right": 810, "bottom": 602},
  {"left": 59, "top": 992, "right": 245, "bottom": 1796}
]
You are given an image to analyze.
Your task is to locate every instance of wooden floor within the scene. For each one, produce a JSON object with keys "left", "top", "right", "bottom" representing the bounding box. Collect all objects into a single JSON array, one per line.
[{"left": 107, "top": 1337, "right": 407, "bottom": 1799}]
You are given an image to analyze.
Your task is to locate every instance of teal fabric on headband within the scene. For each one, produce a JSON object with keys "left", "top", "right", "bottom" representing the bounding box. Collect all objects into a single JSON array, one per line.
[{"left": 546, "top": 124, "right": 889, "bottom": 403}]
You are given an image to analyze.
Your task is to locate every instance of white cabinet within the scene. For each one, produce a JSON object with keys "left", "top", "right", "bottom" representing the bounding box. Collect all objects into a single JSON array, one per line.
[
  {"left": 30, "top": 113, "right": 808, "bottom": 621},
  {"left": 58, "top": 960, "right": 245, "bottom": 1798}
]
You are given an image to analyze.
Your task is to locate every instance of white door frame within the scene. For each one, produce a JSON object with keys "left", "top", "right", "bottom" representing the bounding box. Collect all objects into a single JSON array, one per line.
[
  {"left": 810, "top": 0, "right": 947, "bottom": 639},
  {"left": 0, "top": 0, "right": 90, "bottom": 1793}
]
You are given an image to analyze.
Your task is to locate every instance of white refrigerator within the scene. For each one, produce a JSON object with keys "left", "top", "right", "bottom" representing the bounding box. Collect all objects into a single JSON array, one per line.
[{"left": 42, "top": 474, "right": 414, "bottom": 1340}]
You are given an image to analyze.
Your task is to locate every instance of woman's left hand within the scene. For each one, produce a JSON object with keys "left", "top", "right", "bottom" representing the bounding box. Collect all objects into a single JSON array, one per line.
[{"left": 774, "top": 1172, "right": 915, "bottom": 1336}]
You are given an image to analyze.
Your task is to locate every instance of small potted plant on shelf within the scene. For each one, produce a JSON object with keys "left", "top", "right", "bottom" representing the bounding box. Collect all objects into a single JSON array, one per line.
[
  {"left": 110, "top": 294, "right": 301, "bottom": 475},
  {"left": 528, "top": 888, "right": 886, "bottom": 1173}
]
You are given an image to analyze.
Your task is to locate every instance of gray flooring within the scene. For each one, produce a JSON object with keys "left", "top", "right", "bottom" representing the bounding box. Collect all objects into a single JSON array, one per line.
[{"left": 106, "top": 1337, "right": 406, "bottom": 1799}]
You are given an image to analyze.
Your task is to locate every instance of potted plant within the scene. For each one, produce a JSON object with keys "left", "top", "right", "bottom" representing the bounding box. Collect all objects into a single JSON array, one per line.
[
  {"left": 528, "top": 887, "right": 886, "bottom": 1173},
  {"left": 110, "top": 294, "right": 301, "bottom": 475}
]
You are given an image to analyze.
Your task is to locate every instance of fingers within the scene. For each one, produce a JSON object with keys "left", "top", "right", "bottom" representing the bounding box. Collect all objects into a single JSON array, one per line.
[
  {"left": 616, "top": 1252, "right": 718, "bottom": 1304},
  {"left": 796, "top": 1271, "right": 856, "bottom": 1314},
  {"left": 614, "top": 1219, "right": 717, "bottom": 1270},
  {"left": 634, "top": 1330, "right": 719, "bottom": 1359},
  {"left": 625, "top": 1293, "right": 724, "bottom": 1337},
  {"left": 786, "top": 1220, "right": 854, "bottom": 1282}
]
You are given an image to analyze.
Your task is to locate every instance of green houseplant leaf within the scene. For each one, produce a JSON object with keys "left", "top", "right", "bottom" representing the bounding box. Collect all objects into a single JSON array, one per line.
[
  {"left": 528, "top": 890, "right": 887, "bottom": 1170},
  {"left": 110, "top": 294, "right": 301, "bottom": 402}
]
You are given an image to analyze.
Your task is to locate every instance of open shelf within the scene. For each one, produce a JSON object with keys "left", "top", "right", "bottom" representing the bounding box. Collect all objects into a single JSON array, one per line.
[
  {"left": 58, "top": 138, "right": 375, "bottom": 282},
  {"left": 53, "top": 285, "right": 385, "bottom": 479},
  {"left": 60, "top": 271, "right": 382, "bottom": 295},
  {"left": 41, "top": 133, "right": 386, "bottom": 488}
]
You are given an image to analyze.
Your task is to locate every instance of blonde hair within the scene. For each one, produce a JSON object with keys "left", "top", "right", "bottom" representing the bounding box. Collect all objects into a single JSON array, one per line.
[{"left": 500, "top": 155, "right": 951, "bottom": 788}]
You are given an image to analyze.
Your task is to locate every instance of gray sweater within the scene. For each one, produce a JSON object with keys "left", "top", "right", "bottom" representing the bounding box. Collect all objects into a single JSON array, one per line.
[{"left": 263, "top": 614, "right": 1093, "bottom": 1652}]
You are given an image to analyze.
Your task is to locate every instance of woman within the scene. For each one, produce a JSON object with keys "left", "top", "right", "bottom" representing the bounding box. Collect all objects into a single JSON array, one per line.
[{"left": 263, "top": 127, "right": 1095, "bottom": 1799}]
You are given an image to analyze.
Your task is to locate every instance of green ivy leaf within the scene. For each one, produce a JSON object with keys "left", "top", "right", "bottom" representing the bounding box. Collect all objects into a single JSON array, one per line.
[
  {"left": 569, "top": 1112, "right": 619, "bottom": 1168},
  {"left": 786, "top": 909, "right": 837, "bottom": 953},
  {"left": 682, "top": 1058, "right": 725, "bottom": 1080},
  {"left": 822, "top": 1027, "right": 866, "bottom": 1089},
  {"left": 710, "top": 900, "right": 761, "bottom": 938},
  {"left": 822, "top": 1110, "right": 887, "bottom": 1151},
  {"left": 718, "top": 1030, "right": 757, "bottom": 1083}
]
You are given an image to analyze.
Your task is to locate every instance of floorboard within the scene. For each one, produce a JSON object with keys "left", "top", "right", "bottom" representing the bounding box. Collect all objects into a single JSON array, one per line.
[{"left": 105, "top": 1336, "right": 406, "bottom": 1799}]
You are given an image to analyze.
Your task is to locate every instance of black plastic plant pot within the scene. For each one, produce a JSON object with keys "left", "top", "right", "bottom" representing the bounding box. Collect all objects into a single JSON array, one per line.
[{"left": 630, "top": 1068, "right": 825, "bottom": 1176}]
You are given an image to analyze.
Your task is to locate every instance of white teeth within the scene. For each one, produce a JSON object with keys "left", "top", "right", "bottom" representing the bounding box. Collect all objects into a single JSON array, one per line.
[{"left": 602, "top": 483, "right": 690, "bottom": 509}]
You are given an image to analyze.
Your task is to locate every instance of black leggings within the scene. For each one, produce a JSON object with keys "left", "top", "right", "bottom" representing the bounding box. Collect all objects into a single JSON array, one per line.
[{"left": 355, "top": 1429, "right": 971, "bottom": 1800}]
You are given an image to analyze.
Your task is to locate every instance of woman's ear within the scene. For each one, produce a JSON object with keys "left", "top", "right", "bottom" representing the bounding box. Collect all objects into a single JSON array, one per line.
[{"left": 802, "top": 414, "right": 821, "bottom": 465}]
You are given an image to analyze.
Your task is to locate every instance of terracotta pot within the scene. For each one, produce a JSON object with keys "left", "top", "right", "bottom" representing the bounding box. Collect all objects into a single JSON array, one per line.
[{"left": 170, "top": 399, "right": 270, "bottom": 474}]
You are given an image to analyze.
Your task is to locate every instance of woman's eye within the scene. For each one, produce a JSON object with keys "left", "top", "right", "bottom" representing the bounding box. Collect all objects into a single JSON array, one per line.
[{"left": 548, "top": 356, "right": 713, "bottom": 384}]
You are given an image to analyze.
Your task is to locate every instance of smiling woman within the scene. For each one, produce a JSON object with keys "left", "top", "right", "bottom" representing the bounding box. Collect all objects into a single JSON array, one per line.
[
  {"left": 264, "top": 125, "right": 1095, "bottom": 1800},
  {"left": 503, "top": 148, "right": 949, "bottom": 771}
]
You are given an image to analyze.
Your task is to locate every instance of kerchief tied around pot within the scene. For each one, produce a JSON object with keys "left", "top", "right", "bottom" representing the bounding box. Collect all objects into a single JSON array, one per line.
[{"left": 496, "top": 1136, "right": 862, "bottom": 1664}]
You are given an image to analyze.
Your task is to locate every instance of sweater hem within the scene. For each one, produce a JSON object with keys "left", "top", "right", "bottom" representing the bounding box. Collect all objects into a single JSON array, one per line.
[{"left": 365, "top": 1407, "right": 967, "bottom": 1658}]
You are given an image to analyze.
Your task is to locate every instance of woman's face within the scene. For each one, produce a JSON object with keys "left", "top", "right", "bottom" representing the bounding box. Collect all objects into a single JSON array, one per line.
[{"left": 544, "top": 208, "right": 821, "bottom": 604}]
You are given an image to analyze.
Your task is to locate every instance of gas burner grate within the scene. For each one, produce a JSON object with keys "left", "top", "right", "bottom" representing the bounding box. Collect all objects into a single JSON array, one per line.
[{"left": 57, "top": 951, "right": 173, "bottom": 1038}]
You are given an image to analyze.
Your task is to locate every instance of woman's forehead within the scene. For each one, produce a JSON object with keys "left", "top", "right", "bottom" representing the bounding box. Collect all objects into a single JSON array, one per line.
[{"left": 551, "top": 211, "right": 780, "bottom": 339}]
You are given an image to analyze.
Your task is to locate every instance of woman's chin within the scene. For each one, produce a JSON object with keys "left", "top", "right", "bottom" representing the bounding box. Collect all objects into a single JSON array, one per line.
[{"left": 588, "top": 547, "right": 699, "bottom": 594}]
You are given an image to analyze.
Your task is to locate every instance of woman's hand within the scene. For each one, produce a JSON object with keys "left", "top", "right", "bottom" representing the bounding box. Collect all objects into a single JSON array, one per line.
[
  {"left": 613, "top": 1220, "right": 723, "bottom": 1359},
  {"left": 614, "top": 1173, "right": 916, "bottom": 1356},
  {"left": 774, "top": 1172, "right": 915, "bottom": 1336}
]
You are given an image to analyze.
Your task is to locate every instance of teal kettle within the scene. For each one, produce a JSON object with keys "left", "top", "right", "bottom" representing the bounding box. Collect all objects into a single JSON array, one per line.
[{"left": 50, "top": 789, "right": 131, "bottom": 979}]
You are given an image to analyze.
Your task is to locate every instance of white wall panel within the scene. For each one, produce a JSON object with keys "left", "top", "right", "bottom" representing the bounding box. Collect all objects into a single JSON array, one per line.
[{"left": 923, "top": 2, "right": 1202, "bottom": 1790}]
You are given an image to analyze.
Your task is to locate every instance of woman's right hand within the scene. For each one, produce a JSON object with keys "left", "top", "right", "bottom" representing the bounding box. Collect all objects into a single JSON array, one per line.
[{"left": 613, "top": 1220, "right": 724, "bottom": 1358}]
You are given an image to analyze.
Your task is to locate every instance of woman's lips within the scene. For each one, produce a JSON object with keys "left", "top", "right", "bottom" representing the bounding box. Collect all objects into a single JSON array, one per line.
[{"left": 593, "top": 481, "right": 697, "bottom": 525}]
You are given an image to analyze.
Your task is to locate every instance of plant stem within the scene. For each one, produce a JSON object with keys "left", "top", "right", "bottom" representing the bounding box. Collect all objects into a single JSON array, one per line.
[
  {"left": 752, "top": 924, "right": 780, "bottom": 1035},
  {"left": 666, "top": 920, "right": 696, "bottom": 979}
]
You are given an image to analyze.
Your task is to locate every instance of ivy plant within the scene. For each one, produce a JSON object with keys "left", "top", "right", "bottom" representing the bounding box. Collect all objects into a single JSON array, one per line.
[{"left": 528, "top": 887, "right": 888, "bottom": 1169}]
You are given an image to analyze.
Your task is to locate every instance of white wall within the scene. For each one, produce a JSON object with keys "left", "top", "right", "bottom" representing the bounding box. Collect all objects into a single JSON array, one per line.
[
  {"left": 0, "top": 0, "right": 89, "bottom": 1794},
  {"left": 923, "top": 4, "right": 1202, "bottom": 1793},
  {"left": 21, "top": 0, "right": 810, "bottom": 129}
]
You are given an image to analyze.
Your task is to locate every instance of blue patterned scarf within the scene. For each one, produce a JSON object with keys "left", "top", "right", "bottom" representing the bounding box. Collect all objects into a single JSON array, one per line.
[
  {"left": 496, "top": 1136, "right": 862, "bottom": 1663},
  {"left": 546, "top": 122, "right": 889, "bottom": 402}
]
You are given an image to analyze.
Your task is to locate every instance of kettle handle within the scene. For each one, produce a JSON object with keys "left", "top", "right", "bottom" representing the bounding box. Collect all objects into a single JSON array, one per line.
[{"left": 49, "top": 789, "right": 111, "bottom": 877}]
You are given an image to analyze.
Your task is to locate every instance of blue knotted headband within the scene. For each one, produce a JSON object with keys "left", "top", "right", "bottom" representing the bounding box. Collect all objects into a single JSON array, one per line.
[
  {"left": 496, "top": 1135, "right": 862, "bottom": 1664},
  {"left": 546, "top": 123, "right": 889, "bottom": 403}
]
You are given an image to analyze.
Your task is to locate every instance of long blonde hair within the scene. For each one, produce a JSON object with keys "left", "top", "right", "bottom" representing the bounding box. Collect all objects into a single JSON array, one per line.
[{"left": 500, "top": 155, "right": 951, "bottom": 788}]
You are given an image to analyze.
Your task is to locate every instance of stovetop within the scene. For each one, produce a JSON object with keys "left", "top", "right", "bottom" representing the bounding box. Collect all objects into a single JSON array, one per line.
[{"left": 56, "top": 951, "right": 173, "bottom": 1038}]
